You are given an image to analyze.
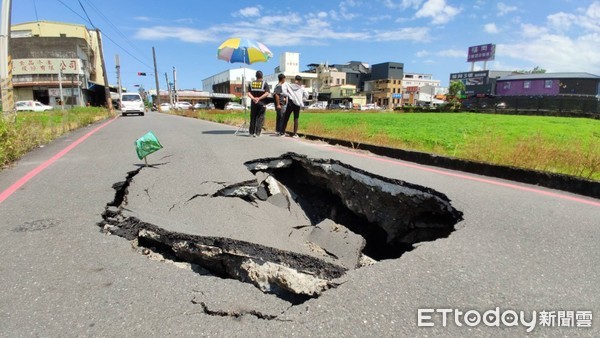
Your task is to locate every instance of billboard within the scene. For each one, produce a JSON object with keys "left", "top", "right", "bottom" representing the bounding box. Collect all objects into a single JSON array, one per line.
[
  {"left": 467, "top": 44, "right": 495, "bottom": 62},
  {"left": 449, "top": 71, "right": 489, "bottom": 86},
  {"left": 405, "top": 86, "right": 419, "bottom": 93},
  {"left": 13, "top": 58, "right": 81, "bottom": 75}
]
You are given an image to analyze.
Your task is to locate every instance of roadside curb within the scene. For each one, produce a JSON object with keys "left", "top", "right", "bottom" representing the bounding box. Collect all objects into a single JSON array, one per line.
[{"left": 300, "top": 134, "right": 600, "bottom": 200}]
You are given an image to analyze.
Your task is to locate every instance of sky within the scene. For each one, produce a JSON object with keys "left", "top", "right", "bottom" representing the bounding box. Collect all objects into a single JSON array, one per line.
[{"left": 10, "top": 0, "right": 600, "bottom": 90}]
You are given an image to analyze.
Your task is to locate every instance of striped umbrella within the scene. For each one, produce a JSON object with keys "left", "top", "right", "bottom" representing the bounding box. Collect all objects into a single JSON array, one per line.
[{"left": 217, "top": 37, "right": 273, "bottom": 65}]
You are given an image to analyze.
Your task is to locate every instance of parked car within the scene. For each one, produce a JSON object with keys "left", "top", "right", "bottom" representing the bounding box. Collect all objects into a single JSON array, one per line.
[
  {"left": 328, "top": 103, "right": 346, "bottom": 110},
  {"left": 193, "top": 102, "right": 208, "bottom": 109},
  {"left": 224, "top": 102, "right": 245, "bottom": 110},
  {"left": 120, "top": 92, "right": 145, "bottom": 116},
  {"left": 159, "top": 103, "right": 172, "bottom": 111},
  {"left": 15, "top": 100, "right": 53, "bottom": 112},
  {"left": 174, "top": 101, "right": 193, "bottom": 110},
  {"left": 363, "top": 103, "right": 382, "bottom": 110},
  {"left": 265, "top": 103, "right": 275, "bottom": 110},
  {"left": 495, "top": 102, "right": 507, "bottom": 109},
  {"left": 307, "top": 102, "right": 327, "bottom": 110}
]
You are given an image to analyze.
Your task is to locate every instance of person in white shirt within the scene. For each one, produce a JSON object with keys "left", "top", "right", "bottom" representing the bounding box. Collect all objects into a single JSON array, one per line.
[{"left": 281, "top": 75, "right": 308, "bottom": 138}]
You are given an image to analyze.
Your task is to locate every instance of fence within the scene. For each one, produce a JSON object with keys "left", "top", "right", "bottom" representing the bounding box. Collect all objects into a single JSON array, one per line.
[{"left": 462, "top": 96, "right": 600, "bottom": 118}]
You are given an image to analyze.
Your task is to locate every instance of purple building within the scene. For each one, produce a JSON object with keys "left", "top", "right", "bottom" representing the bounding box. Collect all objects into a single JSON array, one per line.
[{"left": 496, "top": 72, "right": 600, "bottom": 97}]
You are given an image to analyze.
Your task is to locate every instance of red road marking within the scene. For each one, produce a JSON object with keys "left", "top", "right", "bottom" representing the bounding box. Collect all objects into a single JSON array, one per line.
[
  {"left": 0, "top": 117, "right": 118, "bottom": 204},
  {"left": 314, "top": 142, "right": 600, "bottom": 208}
]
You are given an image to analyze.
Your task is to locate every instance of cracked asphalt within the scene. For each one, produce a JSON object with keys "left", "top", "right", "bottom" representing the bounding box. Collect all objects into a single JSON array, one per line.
[{"left": 0, "top": 111, "right": 598, "bottom": 336}]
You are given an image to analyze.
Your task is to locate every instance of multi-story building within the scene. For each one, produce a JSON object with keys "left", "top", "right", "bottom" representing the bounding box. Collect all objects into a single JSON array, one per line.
[
  {"left": 264, "top": 52, "right": 317, "bottom": 97},
  {"left": 364, "top": 62, "right": 404, "bottom": 108},
  {"left": 449, "top": 70, "right": 514, "bottom": 98},
  {"left": 401, "top": 73, "right": 442, "bottom": 106},
  {"left": 331, "top": 61, "right": 370, "bottom": 92},
  {"left": 495, "top": 72, "right": 600, "bottom": 97},
  {"left": 10, "top": 21, "right": 109, "bottom": 107},
  {"left": 202, "top": 68, "right": 256, "bottom": 98}
]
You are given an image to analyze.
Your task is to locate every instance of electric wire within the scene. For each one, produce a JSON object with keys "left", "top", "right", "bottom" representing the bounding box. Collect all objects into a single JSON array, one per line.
[
  {"left": 82, "top": 0, "right": 152, "bottom": 65},
  {"left": 33, "top": 0, "right": 39, "bottom": 21},
  {"left": 55, "top": 0, "right": 154, "bottom": 71},
  {"left": 78, "top": 0, "right": 95, "bottom": 29}
]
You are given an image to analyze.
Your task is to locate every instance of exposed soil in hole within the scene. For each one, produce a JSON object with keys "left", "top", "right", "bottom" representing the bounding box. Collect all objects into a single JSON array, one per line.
[
  {"left": 244, "top": 153, "right": 464, "bottom": 260},
  {"left": 99, "top": 152, "right": 463, "bottom": 304}
]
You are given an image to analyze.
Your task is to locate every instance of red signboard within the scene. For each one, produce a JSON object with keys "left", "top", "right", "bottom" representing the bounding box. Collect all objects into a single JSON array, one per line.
[{"left": 405, "top": 86, "right": 419, "bottom": 93}]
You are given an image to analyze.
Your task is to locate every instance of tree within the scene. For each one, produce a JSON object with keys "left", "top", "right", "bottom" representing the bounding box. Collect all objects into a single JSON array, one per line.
[
  {"left": 449, "top": 80, "right": 465, "bottom": 97},
  {"left": 448, "top": 80, "right": 466, "bottom": 111},
  {"left": 515, "top": 66, "right": 546, "bottom": 74}
]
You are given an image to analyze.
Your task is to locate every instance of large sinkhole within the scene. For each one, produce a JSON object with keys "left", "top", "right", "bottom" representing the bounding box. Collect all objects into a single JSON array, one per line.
[
  {"left": 242, "top": 153, "right": 463, "bottom": 260},
  {"left": 99, "top": 152, "right": 463, "bottom": 304}
]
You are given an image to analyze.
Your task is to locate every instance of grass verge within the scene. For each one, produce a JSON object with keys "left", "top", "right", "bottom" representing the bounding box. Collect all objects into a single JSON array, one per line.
[
  {"left": 0, "top": 107, "right": 114, "bottom": 168},
  {"left": 184, "top": 109, "right": 600, "bottom": 181}
]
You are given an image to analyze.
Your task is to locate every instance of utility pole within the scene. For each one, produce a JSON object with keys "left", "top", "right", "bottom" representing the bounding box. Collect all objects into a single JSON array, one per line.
[
  {"left": 58, "top": 68, "right": 64, "bottom": 110},
  {"left": 0, "top": 0, "right": 14, "bottom": 113},
  {"left": 164, "top": 72, "right": 172, "bottom": 106},
  {"left": 95, "top": 28, "right": 112, "bottom": 112},
  {"left": 172, "top": 66, "right": 177, "bottom": 104},
  {"left": 152, "top": 47, "right": 160, "bottom": 108},
  {"left": 115, "top": 54, "right": 122, "bottom": 101}
]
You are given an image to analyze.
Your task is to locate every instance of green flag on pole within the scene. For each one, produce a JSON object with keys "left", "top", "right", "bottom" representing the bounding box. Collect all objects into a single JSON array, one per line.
[{"left": 135, "top": 131, "right": 163, "bottom": 160}]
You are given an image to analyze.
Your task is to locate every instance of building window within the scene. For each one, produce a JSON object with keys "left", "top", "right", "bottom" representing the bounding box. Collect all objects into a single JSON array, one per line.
[
  {"left": 524, "top": 81, "right": 531, "bottom": 89},
  {"left": 545, "top": 80, "right": 553, "bottom": 88},
  {"left": 503, "top": 82, "right": 511, "bottom": 90}
]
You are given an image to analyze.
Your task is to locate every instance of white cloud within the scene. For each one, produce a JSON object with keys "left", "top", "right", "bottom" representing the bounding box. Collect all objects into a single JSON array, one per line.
[
  {"left": 382, "top": 0, "right": 424, "bottom": 9},
  {"left": 497, "top": 2, "right": 517, "bottom": 16},
  {"left": 547, "top": 12, "right": 575, "bottom": 32},
  {"left": 175, "top": 18, "right": 194, "bottom": 24},
  {"left": 437, "top": 48, "right": 465, "bottom": 57},
  {"left": 416, "top": 50, "right": 430, "bottom": 57},
  {"left": 134, "top": 26, "right": 217, "bottom": 43},
  {"left": 548, "top": 2, "right": 600, "bottom": 33},
  {"left": 373, "top": 27, "right": 431, "bottom": 41},
  {"left": 520, "top": 23, "right": 548, "bottom": 38},
  {"left": 484, "top": 23, "right": 499, "bottom": 34},
  {"left": 134, "top": 16, "right": 152, "bottom": 22},
  {"left": 499, "top": 33, "right": 600, "bottom": 73},
  {"left": 238, "top": 7, "right": 260, "bottom": 18},
  {"left": 500, "top": 2, "right": 600, "bottom": 75},
  {"left": 416, "top": 48, "right": 463, "bottom": 58},
  {"left": 415, "top": 0, "right": 460, "bottom": 25}
]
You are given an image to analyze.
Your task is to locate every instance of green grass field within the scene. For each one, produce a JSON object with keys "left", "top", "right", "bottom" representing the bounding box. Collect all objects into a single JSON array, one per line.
[{"left": 192, "top": 110, "right": 600, "bottom": 180}]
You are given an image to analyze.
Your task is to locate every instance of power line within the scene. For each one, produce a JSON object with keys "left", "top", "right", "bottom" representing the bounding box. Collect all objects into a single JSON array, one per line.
[
  {"left": 33, "top": 0, "right": 39, "bottom": 21},
  {"left": 82, "top": 0, "right": 151, "bottom": 65},
  {"left": 55, "top": 0, "right": 153, "bottom": 70},
  {"left": 78, "top": 0, "right": 95, "bottom": 29}
]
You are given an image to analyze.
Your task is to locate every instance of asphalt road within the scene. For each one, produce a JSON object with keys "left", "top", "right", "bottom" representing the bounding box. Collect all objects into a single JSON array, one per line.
[{"left": 0, "top": 111, "right": 598, "bottom": 337}]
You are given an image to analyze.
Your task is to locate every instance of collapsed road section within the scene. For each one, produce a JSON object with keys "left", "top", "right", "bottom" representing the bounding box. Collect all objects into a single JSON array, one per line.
[{"left": 99, "top": 152, "right": 462, "bottom": 304}]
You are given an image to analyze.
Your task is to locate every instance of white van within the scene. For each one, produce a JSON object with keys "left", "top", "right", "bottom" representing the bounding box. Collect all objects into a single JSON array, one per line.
[{"left": 120, "top": 92, "right": 145, "bottom": 116}]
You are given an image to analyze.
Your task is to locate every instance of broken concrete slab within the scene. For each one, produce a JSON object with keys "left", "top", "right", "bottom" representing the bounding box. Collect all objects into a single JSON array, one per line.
[
  {"left": 307, "top": 219, "right": 366, "bottom": 269},
  {"left": 99, "top": 152, "right": 462, "bottom": 303}
]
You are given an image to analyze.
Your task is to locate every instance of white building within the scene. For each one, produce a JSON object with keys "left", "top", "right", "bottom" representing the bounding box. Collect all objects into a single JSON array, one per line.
[{"left": 264, "top": 52, "right": 317, "bottom": 93}]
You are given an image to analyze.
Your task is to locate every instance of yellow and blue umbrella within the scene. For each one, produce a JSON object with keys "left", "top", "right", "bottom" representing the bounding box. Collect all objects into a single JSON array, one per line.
[{"left": 217, "top": 37, "right": 273, "bottom": 65}]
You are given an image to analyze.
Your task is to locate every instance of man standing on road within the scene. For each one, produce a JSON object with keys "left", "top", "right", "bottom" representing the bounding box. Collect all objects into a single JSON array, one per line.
[
  {"left": 247, "top": 70, "right": 270, "bottom": 137},
  {"left": 281, "top": 75, "right": 308, "bottom": 138},
  {"left": 273, "top": 73, "right": 287, "bottom": 136}
]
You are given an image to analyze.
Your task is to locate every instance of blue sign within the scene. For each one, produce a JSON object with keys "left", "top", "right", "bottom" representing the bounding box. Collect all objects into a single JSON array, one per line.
[{"left": 392, "top": 93, "right": 402, "bottom": 99}]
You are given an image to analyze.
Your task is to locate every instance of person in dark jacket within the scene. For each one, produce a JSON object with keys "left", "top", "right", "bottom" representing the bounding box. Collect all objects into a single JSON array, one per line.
[
  {"left": 247, "top": 70, "right": 270, "bottom": 137},
  {"left": 273, "top": 73, "right": 288, "bottom": 136}
]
